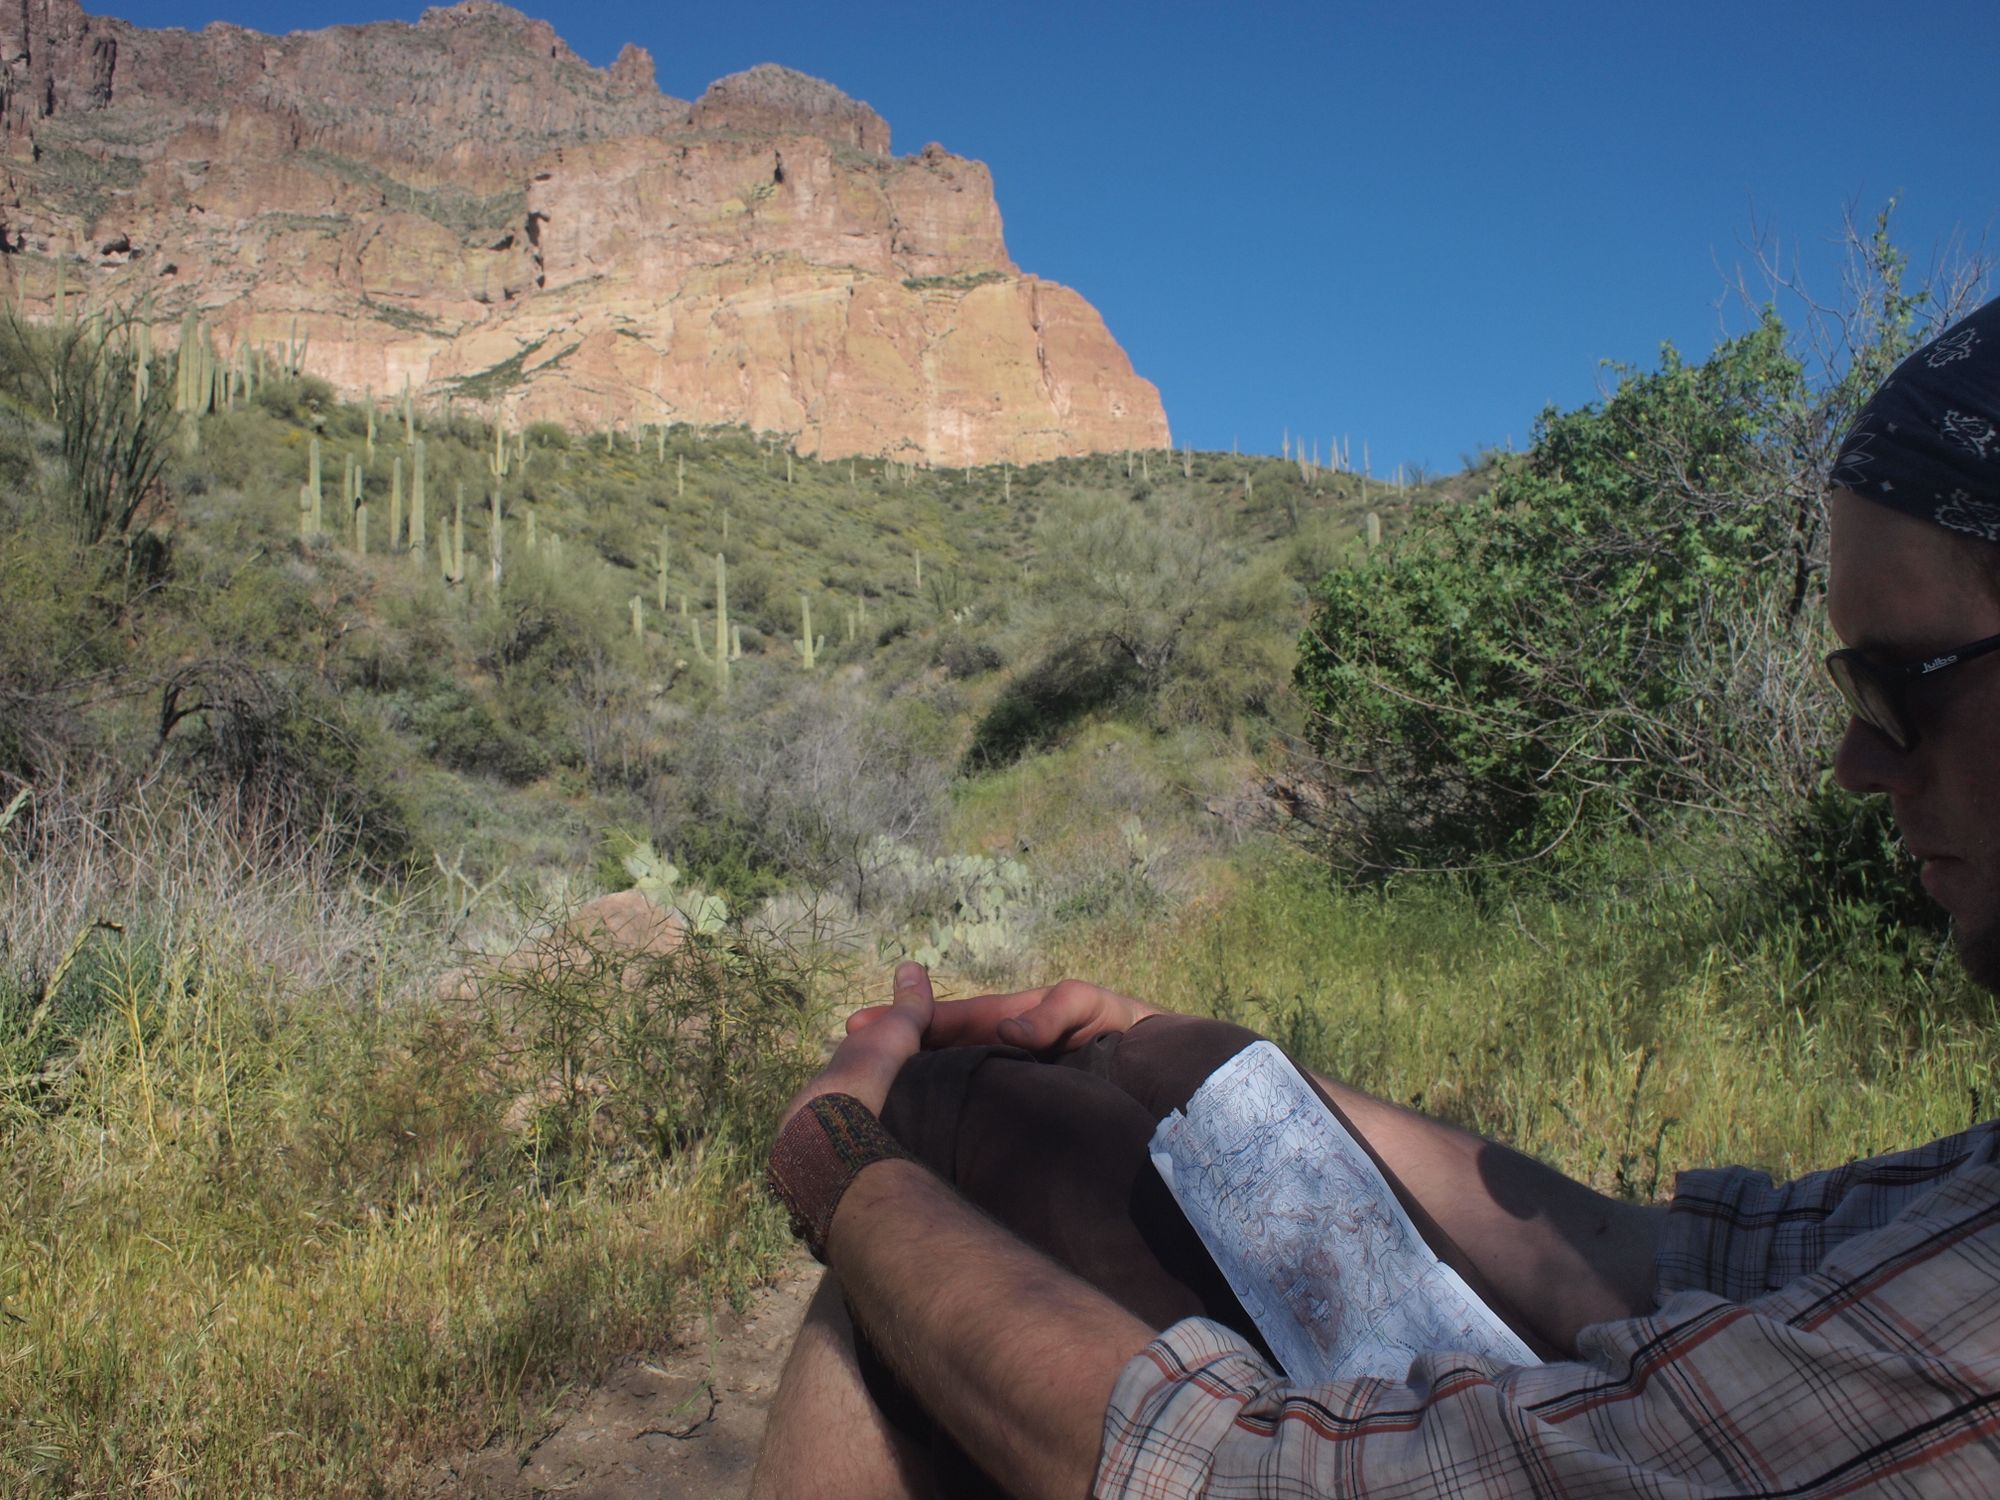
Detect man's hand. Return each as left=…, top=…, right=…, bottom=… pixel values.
left=780, top=960, right=935, bottom=1130
left=847, top=975, right=1165, bottom=1055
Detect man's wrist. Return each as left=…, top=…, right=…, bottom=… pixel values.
left=766, top=1092, right=912, bottom=1262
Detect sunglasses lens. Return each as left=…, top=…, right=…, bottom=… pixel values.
left=1827, top=654, right=1912, bottom=749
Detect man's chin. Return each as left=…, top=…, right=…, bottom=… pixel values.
left=1951, top=916, right=2000, bottom=996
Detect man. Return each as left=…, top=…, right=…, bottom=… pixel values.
left=752, top=299, right=2000, bottom=1499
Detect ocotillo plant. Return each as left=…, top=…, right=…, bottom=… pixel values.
left=794, top=594, right=822, bottom=670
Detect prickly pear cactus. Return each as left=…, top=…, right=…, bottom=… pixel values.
left=619, top=838, right=730, bottom=937
left=871, top=837, right=1034, bottom=975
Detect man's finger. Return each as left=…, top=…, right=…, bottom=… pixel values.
left=922, top=986, right=1053, bottom=1046
left=893, top=959, right=934, bottom=1005
left=850, top=983, right=1051, bottom=1042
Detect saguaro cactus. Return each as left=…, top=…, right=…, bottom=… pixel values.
left=390, top=455, right=404, bottom=548
left=490, top=488, right=503, bottom=587
left=656, top=528, right=670, bottom=611
left=410, top=441, right=427, bottom=556
left=794, top=594, right=823, bottom=670
left=713, top=552, right=730, bottom=693
left=631, top=595, right=644, bottom=640
left=1364, top=511, right=1382, bottom=552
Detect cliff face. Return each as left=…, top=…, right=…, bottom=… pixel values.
left=0, top=1, right=1170, bottom=463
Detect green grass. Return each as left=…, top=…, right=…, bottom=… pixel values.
left=1048, top=848, right=1996, bottom=1198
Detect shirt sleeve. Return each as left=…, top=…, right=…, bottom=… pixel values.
left=1095, top=1150, right=2000, bottom=1500
left=1655, top=1119, right=2000, bottom=1300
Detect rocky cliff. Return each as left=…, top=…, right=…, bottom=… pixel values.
left=0, top=1, right=1170, bottom=463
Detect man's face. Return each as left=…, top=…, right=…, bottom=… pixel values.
left=1829, top=489, right=2000, bottom=990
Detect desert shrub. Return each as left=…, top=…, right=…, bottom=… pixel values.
left=932, top=628, right=1003, bottom=679
left=473, top=906, right=831, bottom=1172
left=647, top=676, right=951, bottom=906
left=964, top=636, right=1141, bottom=769
left=397, top=681, right=548, bottom=785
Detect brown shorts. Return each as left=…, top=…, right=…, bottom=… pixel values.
left=857, top=1014, right=1274, bottom=1496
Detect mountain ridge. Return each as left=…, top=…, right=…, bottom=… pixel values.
left=0, top=0, right=1170, bottom=463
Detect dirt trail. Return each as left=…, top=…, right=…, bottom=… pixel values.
left=429, top=1258, right=818, bottom=1500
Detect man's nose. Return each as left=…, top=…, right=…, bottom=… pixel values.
left=1831, top=716, right=1924, bottom=797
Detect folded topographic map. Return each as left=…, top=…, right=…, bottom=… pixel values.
left=1150, top=1041, right=1540, bottom=1384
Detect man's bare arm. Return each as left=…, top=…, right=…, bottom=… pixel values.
left=826, top=1159, right=1151, bottom=1500
left=1309, top=1075, right=1665, bottom=1351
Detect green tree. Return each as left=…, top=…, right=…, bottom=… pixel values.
left=1296, top=314, right=1809, bottom=872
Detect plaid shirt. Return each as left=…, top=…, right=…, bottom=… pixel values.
left=1096, top=1120, right=2000, bottom=1498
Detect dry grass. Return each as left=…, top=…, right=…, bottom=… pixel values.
left=0, top=781, right=824, bottom=1498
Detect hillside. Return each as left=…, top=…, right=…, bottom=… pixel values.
left=0, top=1, right=1170, bottom=464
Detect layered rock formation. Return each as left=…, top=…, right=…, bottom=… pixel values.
left=0, top=1, right=1169, bottom=463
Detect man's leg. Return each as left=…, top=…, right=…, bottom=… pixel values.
left=748, top=1271, right=932, bottom=1500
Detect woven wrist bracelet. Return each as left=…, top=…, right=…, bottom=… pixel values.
left=767, top=1093, right=911, bottom=1263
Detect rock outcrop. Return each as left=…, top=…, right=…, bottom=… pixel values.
left=0, top=1, right=1170, bottom=463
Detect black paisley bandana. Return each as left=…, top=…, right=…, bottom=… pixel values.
left=1831, top=295, right=2000, bottom=543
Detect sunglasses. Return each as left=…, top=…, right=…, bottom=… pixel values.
left=1825, top=631, right=2000, bottom=750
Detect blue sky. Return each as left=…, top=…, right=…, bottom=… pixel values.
left=111, top=0, right=1999, bottom=472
